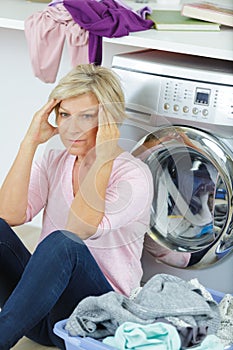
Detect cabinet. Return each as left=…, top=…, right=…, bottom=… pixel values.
left=1, top=0, right=233, bottom=61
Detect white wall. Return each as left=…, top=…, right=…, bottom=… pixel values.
left=0, top=28, right=69, bottom=226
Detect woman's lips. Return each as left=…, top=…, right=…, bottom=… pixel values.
left=69, top=139, right=85, bottom=144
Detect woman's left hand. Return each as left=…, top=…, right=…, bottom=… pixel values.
left=95, top=105, right=120, bottom=162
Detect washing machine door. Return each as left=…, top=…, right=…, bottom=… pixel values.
left=132, top=125, right=233, bottom=268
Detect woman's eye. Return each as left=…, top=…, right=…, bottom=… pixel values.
left=59, top=112, right=70, bottom=118
left=82, top=114, right=93, bottom=120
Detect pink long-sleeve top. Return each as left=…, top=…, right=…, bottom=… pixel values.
left=25, top=149, right=154, bottom=296
left=24, top=4, right=89, bottom=83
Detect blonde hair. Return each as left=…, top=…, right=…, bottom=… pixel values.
left=49, top=64, right=128, bottom=124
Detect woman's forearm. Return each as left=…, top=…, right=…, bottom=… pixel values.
left=0, top=140, right=37, bottom=225
left=66, top=159, right=113, bottom=239
left=0, top=100, right=58, bottom=226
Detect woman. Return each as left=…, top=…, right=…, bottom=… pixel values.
left=0, top=64, right=153, bottom=349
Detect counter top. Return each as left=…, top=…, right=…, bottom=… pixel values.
left=104, top=27, right=233, bottom=61
left=1, top=0, right=233, bottom=61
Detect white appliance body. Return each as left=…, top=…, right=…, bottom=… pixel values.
left=112, top=50, right=233, bottom=293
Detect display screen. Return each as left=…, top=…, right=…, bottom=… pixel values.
left=195, top=88, right=211, bottom=105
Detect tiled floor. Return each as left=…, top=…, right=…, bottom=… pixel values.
left=12, top=337, right=55, bottom=350
left=10, top=225, right=59, bottom=350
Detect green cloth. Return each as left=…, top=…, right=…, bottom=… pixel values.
left=103, top=322, right=224, bottom=350
left=102, top=321, right=181, bottom=350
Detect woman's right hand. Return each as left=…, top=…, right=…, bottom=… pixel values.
left=23, top=99, right=60, bottom=146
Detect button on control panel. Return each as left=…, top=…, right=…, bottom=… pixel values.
left=192, top=107, right=199, bottom=115
left=202, top=109, right=209, bottom=117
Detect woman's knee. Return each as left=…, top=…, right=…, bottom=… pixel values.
left=0, top=217, right=10, bottom=231
left=37, top=230, right=87, bottom=256
left=0, top=218, right=16, bottom=242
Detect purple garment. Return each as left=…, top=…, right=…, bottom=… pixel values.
left=137, top=6, right=153, bottom=20
left=63, top=0, right=153, bottom=64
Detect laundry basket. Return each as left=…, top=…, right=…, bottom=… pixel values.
left=207, top=288, right=226, bottom=303
left=53, top=288, right=232, bottom=350
left=53, top=319, right=116, bottom=350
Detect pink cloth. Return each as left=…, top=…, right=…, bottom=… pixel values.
left=25, top=149, right=153, bottom=296
left=143, top=234, right=191, bottom=268
left=24, top=4, right=89, bottom=83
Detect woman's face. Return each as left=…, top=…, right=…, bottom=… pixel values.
left=56, top=93, right=99, bottom=157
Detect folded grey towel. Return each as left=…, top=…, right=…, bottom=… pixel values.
left=65, top=274, right=220, bottom=341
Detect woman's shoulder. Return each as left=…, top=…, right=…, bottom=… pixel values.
left=113, top=151, right=153, bottom=177
left=115, top=151, right=150, bottom=167
left=111, top=151, right=154, bottom=200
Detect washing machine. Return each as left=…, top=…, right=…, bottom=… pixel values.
left=111, top=49, right=233, bottom=294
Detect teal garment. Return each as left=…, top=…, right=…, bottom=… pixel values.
left=191, top=334, right=224, bottom=350
left=102, top=321, right=181, bottom=350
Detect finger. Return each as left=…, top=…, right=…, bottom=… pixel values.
left=52, top=126, right=59, bottom=136
left=99, top=104, right=116, bottom=127
left=98, top=105, right=107, bottom=126
left=40, top=99, right=60, bottom=121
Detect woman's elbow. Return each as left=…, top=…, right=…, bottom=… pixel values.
left=0, top=211, right=27, bottom=227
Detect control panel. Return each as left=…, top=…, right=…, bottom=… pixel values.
left=158, top=77, right=233, bottom=126
left=112, top=49, right=233, bottom=129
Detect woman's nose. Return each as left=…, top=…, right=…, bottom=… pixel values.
left=67, top=115, right=84, bottom=131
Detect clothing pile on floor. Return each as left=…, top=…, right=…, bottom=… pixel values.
left=24, top=0, right=153, bottom=83
left=65, top=273, right=233, bottom=349
left=217, top=293, right=233, bottom=348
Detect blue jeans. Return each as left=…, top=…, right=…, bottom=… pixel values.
left=0, top=218, right=113, bottom=349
